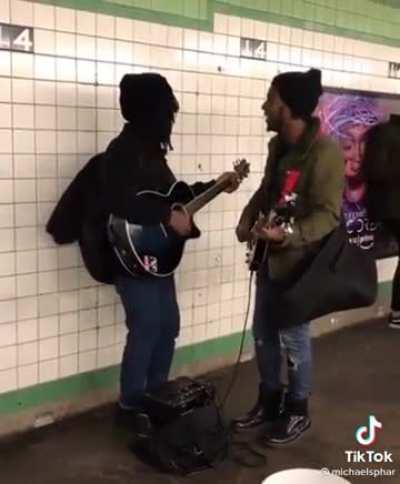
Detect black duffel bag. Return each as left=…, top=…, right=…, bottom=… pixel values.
left=147, top=403, right=229, bottom=474
left=275, top=224, right=378, bottom=327
left=132, top=378, right=230, bottom=475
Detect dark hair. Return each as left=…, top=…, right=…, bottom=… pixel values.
left=390, top=114, right=400, bottom=125
left=363, top=121, right=400, bottom=183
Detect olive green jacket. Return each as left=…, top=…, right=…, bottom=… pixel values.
left=239, top=118, right=345, bottom=280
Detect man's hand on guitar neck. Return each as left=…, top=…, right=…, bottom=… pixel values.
left=169, top=208, right=192, bottom=237
left=216, top=171, right=241, bottom=193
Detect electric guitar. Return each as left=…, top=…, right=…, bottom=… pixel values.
left=109, top=159, right=250, bottom=277
left=246, top=192, right=298, bottom=272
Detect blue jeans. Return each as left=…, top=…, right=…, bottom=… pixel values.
left=253, top=273, right=312, bottom=401
left=115, top=275, right=180, bottom=409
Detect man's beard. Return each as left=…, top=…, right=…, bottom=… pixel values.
left=266, top=116, right=280, bottom=132
left=266, top=108, right=283, bottom=133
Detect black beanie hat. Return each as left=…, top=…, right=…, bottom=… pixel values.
left=272, top=68, right=322, bottom=118
left=119, top=72, right=176, bottom=123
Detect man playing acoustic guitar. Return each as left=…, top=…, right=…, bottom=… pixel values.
left=107, top=73, right=241, bottom=427
left=234, top=69, right=344, bottom=445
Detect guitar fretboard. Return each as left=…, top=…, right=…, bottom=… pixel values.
left=184, top=178, right=230, bottom=215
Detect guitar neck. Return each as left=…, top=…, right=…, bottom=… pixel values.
left=184, top=179, right=229, bottom=216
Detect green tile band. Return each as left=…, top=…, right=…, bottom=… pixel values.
left=33, top=0, right=400, bottom=47
left=0, top=329, right=252, bottom=415
left=0, top=279, right=392, bottom=416
left=215, top=1, right=400, bottom=45
left=34, top=0, right=213, bottom=31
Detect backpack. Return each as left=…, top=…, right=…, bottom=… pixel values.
left=46, top=154, right=114, bottom=284
left=134, top=402, right=230, bottom=475
left=131, top=377, right=230, bottom=475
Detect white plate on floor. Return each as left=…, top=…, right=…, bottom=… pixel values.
left=262, top=468, right=350, bottom=484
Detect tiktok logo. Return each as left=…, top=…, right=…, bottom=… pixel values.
left=345, top=416, right=393, bottom=467
left=355, top=415, right=383, bottom=446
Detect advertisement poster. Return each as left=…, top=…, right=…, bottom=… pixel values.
left=316, top=90, right=400, bottom=259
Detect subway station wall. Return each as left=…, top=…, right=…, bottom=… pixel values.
left=0, top=0, right=399, bottom=432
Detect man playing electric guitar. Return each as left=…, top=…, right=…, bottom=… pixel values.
left=234, top=69, right=344, bottom=445
left=247, top=184, right=298, bottom=272
left=106, top=73, right=241, bottom=428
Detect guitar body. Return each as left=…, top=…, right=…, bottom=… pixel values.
left=246, top=193, right=298, bottom=272
left=247, top=239, right=268, bottom=272
left=108, top=159, right=250, bottom=277
left=108, top=181, right=200, bottom=277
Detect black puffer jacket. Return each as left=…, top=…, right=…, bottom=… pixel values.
left=104, top=123, right=213, bottom=225
left=47, top=124, right=214, bottom=282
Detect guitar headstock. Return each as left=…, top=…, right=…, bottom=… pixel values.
left=233, top=158, right=250, bottom=181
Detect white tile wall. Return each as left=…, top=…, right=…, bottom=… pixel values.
left=0, top=0, right=399, bottom=396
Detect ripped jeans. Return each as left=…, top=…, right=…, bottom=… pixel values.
left=253, top=272, right=312, bottom=401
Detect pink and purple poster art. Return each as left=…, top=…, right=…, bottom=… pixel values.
left=316, top=90, right=400, bottom=259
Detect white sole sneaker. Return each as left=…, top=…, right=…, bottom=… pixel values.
left=389, top=311, right=400, bottom=329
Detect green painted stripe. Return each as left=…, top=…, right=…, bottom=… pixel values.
left=33, top=0, right=400, bottom=47
left=0, top=365, right=120, bottom=416
left=378, top=279, right=392, bottom=299
left=0, top=329, right=252, bottom=415
left=0, top=280, right=392, bottom=416
left=172, top=329, right=252, bottom=368
left=35, top=0, right=213, bottom=31
left=215, top=2, right=400, bottom=47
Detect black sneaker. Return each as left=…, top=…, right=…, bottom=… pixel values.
left=261, top=397, right=310, bottom=446
left=389, top=311, right=400, bottom=329
left=263, top=414, right=311, bottom=446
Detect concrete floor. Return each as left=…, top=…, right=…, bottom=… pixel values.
left=1, top=319, right=399, bottom=484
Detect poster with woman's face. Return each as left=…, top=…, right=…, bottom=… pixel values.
left=316, top=91, right=400, bottom=259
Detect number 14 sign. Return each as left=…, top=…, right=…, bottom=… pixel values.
left=0, top=23, right=34, bottom=53
left=240, top=38, right=267, bottom=60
